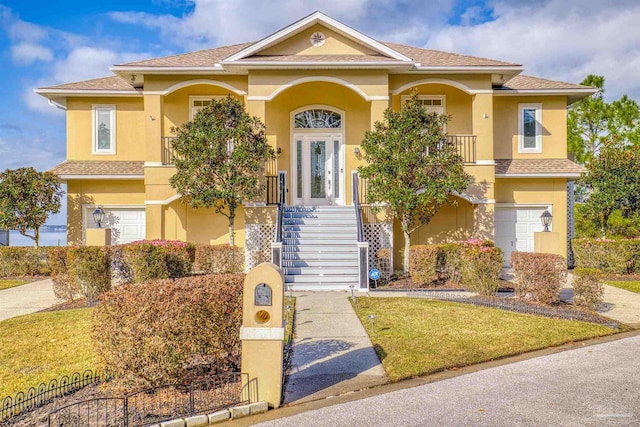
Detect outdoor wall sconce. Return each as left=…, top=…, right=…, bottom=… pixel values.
left=149, top=115, right=155, bottom=121
left=92, top=207, right=105, bottom=228
left=276, top=147, right=282, bottom=157
left=354, top=147, right=362, bottom=159
left=540, top=210, right=552, bottom=232
left=483, top=113, right=489, bottom=119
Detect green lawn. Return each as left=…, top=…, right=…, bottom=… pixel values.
left=0, top=308, right=97, bottom=398
left=605, top=280, right=640, bottom=294
left=354, top=297, right=615, bottom=382
left=0, top=279, right=29, bottom=291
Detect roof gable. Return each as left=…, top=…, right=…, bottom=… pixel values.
left=223, top=11, right=411, bottom=63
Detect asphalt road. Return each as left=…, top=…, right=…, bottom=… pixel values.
left=257, top=334, right=640, bottom=426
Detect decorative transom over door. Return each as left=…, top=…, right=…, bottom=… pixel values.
left=294, top=134, right=343, bottom=205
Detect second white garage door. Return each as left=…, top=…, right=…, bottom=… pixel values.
left=495, top=207, right=547, bottom=266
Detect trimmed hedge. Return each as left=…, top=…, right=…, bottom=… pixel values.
left=572, top=238, right=640, bottom=274
left=68, top=246, right=111, bottom=303
left=93, top=274, right=244, bottom=387
left=409, top=245, right=439, bottom=285
left=124, top=240, right=195, bottom=283
left=48, top=247, right=77, bottom=301
left=409, top=240, right=502, bottom=294
left=511, top=252, right=566, bottom=305
left=573, top=267, right=604, bottom=309
left=194, top=244, right=244, bottom=274
left=0, top=247, right=49, bottom=277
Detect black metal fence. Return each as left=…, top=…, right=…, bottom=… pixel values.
left=1, top=370, right=102, bottom=422
left=47, top=372, right=248, bottom=427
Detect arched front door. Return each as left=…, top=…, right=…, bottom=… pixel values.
left=291, top=107, right=345, bottom=206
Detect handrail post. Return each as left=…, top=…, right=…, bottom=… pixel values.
left=272, top=170, right=286, bottom=267
left=352, top=171, right=369, bottom=291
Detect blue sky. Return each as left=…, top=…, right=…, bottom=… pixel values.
left=1, top=0, right=639, bottom=225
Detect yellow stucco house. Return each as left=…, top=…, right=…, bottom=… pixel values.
left=37, top=12, right=592, bottom=290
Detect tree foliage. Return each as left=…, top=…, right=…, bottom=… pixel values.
left=568, top=75, right=640, bottom=164
left=358, top=92, right=471, bottom=274
left=0, top=167, right=62, bottom=247
left=169, top=96, right=274, bottom=246
left=578, top=139, right=640, bottom=237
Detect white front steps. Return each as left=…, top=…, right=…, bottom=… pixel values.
left=282, top=206, right=360, bottom=290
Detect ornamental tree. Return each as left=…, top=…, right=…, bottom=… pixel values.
left=169, top=96, right=274, bottom=246
left=0, top=167, right=63, bottom=247
left=358, top=92, right=471, bottom=274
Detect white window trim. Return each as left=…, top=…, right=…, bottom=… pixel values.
left=401, top=94, right=446, bottom=112
left=518, top=103, right=542, bottom=154
left=189, top=95, right=225, bottom=120
left=92, top=104, right=116, bottom=155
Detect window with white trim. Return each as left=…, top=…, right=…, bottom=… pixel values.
left=189, top=96, right=224, bottom=120
left=401, top=95, right=446, bottom=115
left=92, top=105, right=116, bottom=154
left=518, top=103, right=542, bottom=153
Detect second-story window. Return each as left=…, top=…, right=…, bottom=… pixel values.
left=518, top=103, right=542, bottom=153
left=190, top=96, right=224, bottom=120
left=92, top=105, right=116, bottom=154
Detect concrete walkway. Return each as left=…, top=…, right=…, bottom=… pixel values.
left=563, top=273, right=640, bottom=326
left=259, top=334, right=640, bottom=426
left=597, top=283, right=640, bottom=326
left=284, top=292, right=388, bottom=404
left=0, top=278, right=60, bottom=322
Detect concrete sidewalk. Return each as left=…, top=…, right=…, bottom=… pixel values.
left=0, top=278, right=60, bottom=322
left=283, top=292, right=388, bottom=404
left=563, top=273, right=640, bottom=327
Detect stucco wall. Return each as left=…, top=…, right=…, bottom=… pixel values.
left=66, top=97, right=145, bottom=161
left=493, top=95, right=568, bottom=159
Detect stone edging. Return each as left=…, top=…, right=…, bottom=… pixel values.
left=149, top=401, right=268, bottom=427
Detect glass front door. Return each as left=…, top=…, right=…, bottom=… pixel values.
left=294, top=134, right=343, bottom=205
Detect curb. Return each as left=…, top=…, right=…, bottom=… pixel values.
left=149, top=401, right=268, bottom=427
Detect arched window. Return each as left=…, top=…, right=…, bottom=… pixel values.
left=294, top=109, right=342, bottom=129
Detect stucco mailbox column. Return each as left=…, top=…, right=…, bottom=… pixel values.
left=85, top=228, right=111, bottom=246
left=240, top=262, right=285, bottom=408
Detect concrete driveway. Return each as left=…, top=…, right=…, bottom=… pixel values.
left=0, top=279, right=60, bottom=321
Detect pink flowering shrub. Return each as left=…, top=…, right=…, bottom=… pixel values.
left=572, top=238, right=639, bottom=274
left=125, top=239, right=195, bottom=283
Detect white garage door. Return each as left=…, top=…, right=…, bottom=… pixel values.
left=86, top=208, right=146, bottom=244
left=495, top=207, right=547, bottom=266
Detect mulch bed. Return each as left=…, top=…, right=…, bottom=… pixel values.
left=371, top=276, right=618, bottom=327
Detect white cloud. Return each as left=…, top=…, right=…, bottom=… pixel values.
left=426, top=0, right=640, bottom=100
left=10, top=41, right=53, bottom=65
left=108, top=0, right=457, bottom=50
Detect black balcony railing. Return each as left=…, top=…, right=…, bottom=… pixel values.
left=162, top=136, right=178, bottom=165
left=447, top=135, right=476, bottom=163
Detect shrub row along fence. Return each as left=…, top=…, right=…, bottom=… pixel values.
left=44, top=241, right=244, bottom=303
left=47, top=373, right=248, bottom=427
left=572, top=238, right=640, bottom=274
left=0, top=370, right=102, bottom=422
left=409, top=240, right=503, bottom=295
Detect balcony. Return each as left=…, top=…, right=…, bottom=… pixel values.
left=162, top=136, right=178, bottom=165
left=448, top=135, right=476, bottom=164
